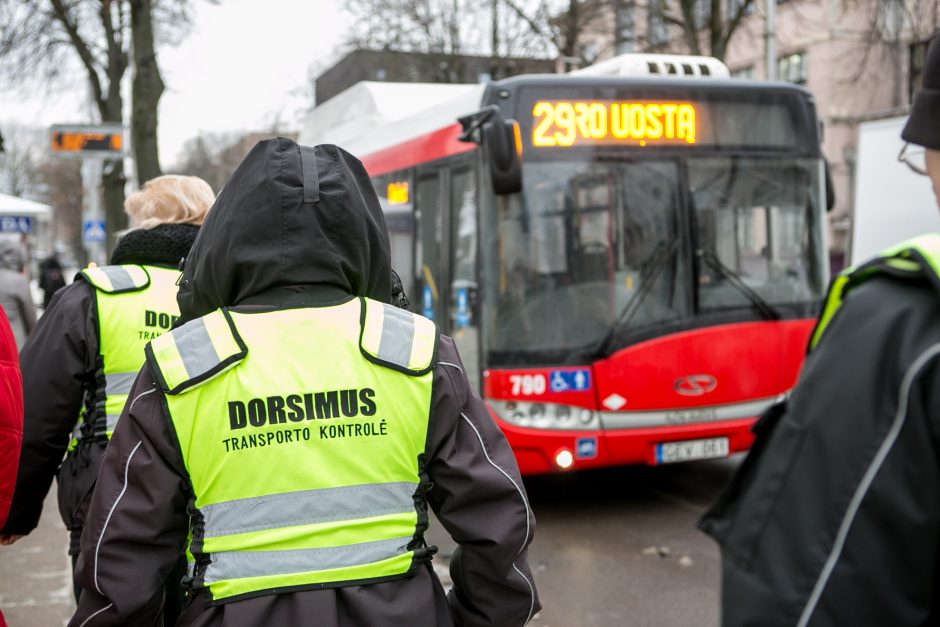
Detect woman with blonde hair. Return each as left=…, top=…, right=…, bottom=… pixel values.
left=0, top=174, right=214, bottom=625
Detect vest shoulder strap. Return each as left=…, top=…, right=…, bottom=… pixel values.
left=810, top=233, right=940, bottom=351
left=146, top=309, right=247, bottom=395
left=79, top=264, right=151, bottom=294
left=359, top=298, right=437, bottom=375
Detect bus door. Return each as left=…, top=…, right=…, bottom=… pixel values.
left=447, top=165, right=480, bottom=389
left=416, top=171, right=446, bottom=324
left=376, top=173, right=416, bottom=307
left=415, top=163, right=481, bottom=390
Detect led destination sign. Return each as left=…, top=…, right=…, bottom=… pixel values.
left=532, top=101, right=697, bottom=148
left=49, top=124, right=124, bottom=157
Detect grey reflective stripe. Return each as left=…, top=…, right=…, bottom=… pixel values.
left=105, top=414, right=120, bottom=434
left=173, top=317, right=221, bottom=379
left=201, top=482, right=417, bottom=538
left=796, top=342, right=940, bottom=627
left=599, top=395, right=782, bottom=430
left=204, top=536, right=412, bottom=584
left=377, top=304, right=415, bottom=367
left=299, top=145, right=320, bottom=203
left=100, top=266, right=137, bottom=291
left=105, top=371, right=138, bottom=396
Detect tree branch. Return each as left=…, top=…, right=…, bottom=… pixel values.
left=98, top=0, right=128, bottom=120
left=657, top=1, right=700, bottom=55
left=48, top=0, right=105, bottom=108
left=726, top=0, right=755, bottom=41
left=501, top=0, right=552, bottom=45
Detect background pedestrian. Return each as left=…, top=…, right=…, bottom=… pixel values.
left=0, top=174, right=214, bottom=626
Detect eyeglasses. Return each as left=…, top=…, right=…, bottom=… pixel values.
left=898, top=143, right=928, bottom=176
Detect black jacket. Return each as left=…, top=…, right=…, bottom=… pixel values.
left=700, top=271, right=940, bottom=626
left=70, top=139, right=540, bottom=627
left=1, top=225, right=200, bottom=549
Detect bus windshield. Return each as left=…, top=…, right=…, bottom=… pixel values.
left=691, top=157, right=824, bottom=312
left=481, top=156, right=825, bottom=365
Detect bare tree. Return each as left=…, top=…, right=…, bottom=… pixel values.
left=0, top=124, right=44, bottom=199
left=839, top=0, right=940, bottom=106
left=172, top=129, right=295, bottom=193
left=346, top=0, right=759, bottom=68
left=498, top=0, right=613, bottom=62
left=343, top=0, right=558, bottom=60
left=172, top=131, right=242, bottom=192
left=631, top=0, right=757, bottom=61
left=130, top=0, right=165, bottom=184
left=0, top=0, right=199, bottom=251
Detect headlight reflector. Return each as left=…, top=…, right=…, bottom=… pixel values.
left=489, top=400, right=599, bottom=430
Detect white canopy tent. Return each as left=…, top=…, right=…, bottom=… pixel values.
left=0, top=192, right=54, bottom=260
left=0, top=192, right=52, bottom=218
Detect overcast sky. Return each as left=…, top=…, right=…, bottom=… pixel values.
left=1, top=0, right=347, bottom=168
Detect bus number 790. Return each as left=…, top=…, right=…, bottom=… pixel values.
left=509, top=374, right=547, bottom=396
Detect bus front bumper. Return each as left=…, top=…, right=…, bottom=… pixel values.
left=496, top=417, right=757, bottom=475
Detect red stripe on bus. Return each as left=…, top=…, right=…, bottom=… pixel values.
left=360, top=124, right=477, bottom=177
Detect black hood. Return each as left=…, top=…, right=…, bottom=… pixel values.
left=177, top=138, right=392, bottom=321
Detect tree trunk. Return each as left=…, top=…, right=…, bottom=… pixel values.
left=102, top=161, right=126, bottom=258
left=130, top=0, right=164, bottom=185
left=709, top=0, right=722, bottom=59
left=491, top=0, right=499, bottom=76
left=98, top=0, right=129, bottom=256
left=561, top=0, right=580, bottom=59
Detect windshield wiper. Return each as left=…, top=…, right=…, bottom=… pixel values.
left=592, top=237, right=682, bottom=358
left=697, top=248, right=779, bottom=320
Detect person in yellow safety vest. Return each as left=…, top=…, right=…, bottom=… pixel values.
left=67, top=139, right=541, bottom=627
left=700, top=35, right=940, bottom=627
left=0, top=175, right=215, bottom=618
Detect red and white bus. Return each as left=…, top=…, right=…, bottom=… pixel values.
left=300, top=54, right=828, bottom=475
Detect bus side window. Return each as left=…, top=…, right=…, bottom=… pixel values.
left=377, top=172, right=416, bottom=310
left=416, top=173, right=444, bottom=323
left=449, top=166, right=480, bottom=389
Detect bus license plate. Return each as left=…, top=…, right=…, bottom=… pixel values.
left=656, top=437, right=729, bottom=464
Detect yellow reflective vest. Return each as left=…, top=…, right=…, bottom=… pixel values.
left=72, top=264, right=181, bottom=446
left=811, top=233, right=940, bottom=351
left=146, top=297, right=438, bottom=602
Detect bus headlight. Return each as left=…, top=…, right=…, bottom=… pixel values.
left=489, top=400, right=599, bottom=430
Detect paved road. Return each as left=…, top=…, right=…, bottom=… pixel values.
left=427, top=456, right=740, bottom=627
left=0, top=457, right=739, bottom=626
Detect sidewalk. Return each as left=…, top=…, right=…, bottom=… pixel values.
left=0, top=493, right=74, bottom=626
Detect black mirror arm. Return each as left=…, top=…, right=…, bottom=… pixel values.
left=457, top=105, right=501, bottom=143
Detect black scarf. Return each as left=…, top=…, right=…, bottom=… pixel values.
left=110, top=224, right=199, bottom=267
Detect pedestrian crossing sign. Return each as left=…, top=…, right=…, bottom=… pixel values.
left=83, top=219, right=106, bottom=244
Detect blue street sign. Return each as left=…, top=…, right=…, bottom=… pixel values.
left=422, top=284, right=434, bottom=320
left=83, top=219, right=106, bottom=244
left=455, top=287, right=470, bottom=328
left=576, top=437, right=598, bottom=459
left=0, top=216, right=33, bottom=234
left=549, top=369, right=592, bottom=393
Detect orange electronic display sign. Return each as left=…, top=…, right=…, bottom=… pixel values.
left=531, top=101, right=697, bottom=147
left=50, top=127, right=124, bottom=156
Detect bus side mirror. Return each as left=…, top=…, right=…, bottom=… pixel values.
left=482, top=118, right=523, bottom=195
left=824, top=158, right=836, bottom=212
